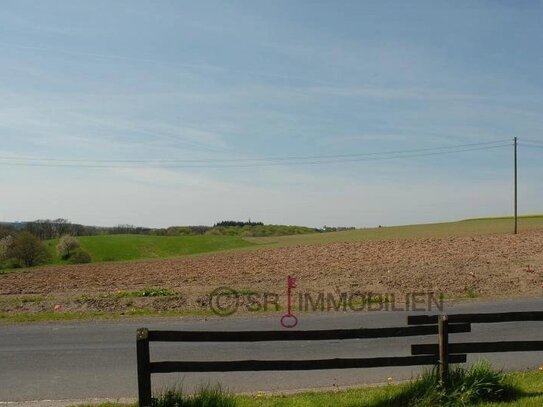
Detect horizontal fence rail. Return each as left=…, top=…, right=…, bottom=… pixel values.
left=408, top=311, right=543, bottom=325
left=148, top=323, right=471, bottom=342
left=150, top=355, right=468, bottom=373
left=412, top=340, right=543, bottom=355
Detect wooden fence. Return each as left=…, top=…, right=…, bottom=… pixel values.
left=408, top=311, right=543, bottom=382
left=136, top=310, right=543, bottom=407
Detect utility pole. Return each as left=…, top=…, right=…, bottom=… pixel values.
left=514, top=137, right=518, bottom=234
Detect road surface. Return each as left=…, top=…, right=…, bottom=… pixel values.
left=1, top=297, right=543, bottom=405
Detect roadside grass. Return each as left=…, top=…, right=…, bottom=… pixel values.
left=376, top=362, right=518, bottom=406
left=478, top=371, right=543, bottom=406
left=153, top=386, right=236, bottom=407
left=112, top=288, right=177, bottom=298
left=44, top=234, right=254, bottom=264
left=0, top=287, right=284, bottom=324
left=73, top=365, right=543, bottom=407
left=0, top=294, right=50, bottom=304
left=0, top=311, right=116, bottom=323
left=247, top=215, right=543, bottom=247
left=0, top=304, right=284, bottom=324
left=0, top=292, right=524, bottom=324
left=0, top=308, right=215, bottom=323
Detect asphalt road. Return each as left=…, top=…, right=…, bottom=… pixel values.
left=1, top=297, right=543, bottom=405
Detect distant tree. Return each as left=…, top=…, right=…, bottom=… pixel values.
left=0, top=224, right=17, bottom=239
left=56, top=235, right=80, bottom=259
left=10, top=232, right=50, bottom=267
left=0, top=235, right=14, bottom=261
left=25, top=218, right=73, bottom=240
left=68, top=223, right=86, bottom=236
left=52, top=218, right=71, bottom=236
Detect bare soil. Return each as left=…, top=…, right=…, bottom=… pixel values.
left=1, top=230, right=542, bottom=316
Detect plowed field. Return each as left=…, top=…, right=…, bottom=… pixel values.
left=1, top=230, right=542, bottom=318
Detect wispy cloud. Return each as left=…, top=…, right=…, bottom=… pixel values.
left=1, top=1, right=542, bottom=226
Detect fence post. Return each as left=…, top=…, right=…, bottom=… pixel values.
left=137, top=328, right=152, bottom=407
left=438, top=314, right=449, bottom=385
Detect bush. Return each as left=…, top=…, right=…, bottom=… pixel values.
left=383, top=361, right=518, bottom=407
left=1, top=258, right=22, bottom=269
left=0, top=235, right=14, bottom=261
left=56, top=235, right=80, bottom=259
left=10, top=232, right=50, bottom=267
left=68, top=248, right=92, bottom=264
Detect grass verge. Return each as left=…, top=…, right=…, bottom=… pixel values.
left=73, top=364, right=543, bottom=407
left=0, top=308, right=215, bottom=323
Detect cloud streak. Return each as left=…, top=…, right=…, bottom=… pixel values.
left=1, top=1, right=542, bottom=226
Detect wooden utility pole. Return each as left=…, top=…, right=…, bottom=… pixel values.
left=514, top=137, right=518, bottom=234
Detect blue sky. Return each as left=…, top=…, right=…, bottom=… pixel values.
left=1, top=0, right=542, bottom=227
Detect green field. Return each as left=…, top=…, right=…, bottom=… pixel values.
left=247, top=215, right=543, bottom=247
left=44, top=234, right=254, bottom=263
left=35, top=215, right=543, bottom=265
left=75, top=370, right=543, bottom=407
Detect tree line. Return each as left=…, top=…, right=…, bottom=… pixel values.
left=213, top=220, right=264, bottom=227
left=0, top=224, right=92, bottom=270
left=1, top=219, right=152, bottom=240
left=1, top=219, right=355, bottom=240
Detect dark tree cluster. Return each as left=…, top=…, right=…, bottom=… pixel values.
left=109, top=224, right=152, bottom=235
left=4, top=220, right=157, bottom=239
left=24, top=219, right=86, bottom=240
left=214, top=220, right=264, bottom=227
left=153, top=226, right=211, bottom=236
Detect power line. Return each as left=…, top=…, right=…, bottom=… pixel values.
left=0, top=139, right=510, bottom=163
left=519, top=142, right=543, bottom=149
left=0, top=143, right=511, bottom=169
left=520, top=138, right=543, bottom=145
left=0, top=139, right=511, bottom=165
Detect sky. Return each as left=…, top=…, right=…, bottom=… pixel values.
left=1, top=0, right=542, bottom=228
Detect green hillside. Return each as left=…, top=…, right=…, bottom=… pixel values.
left=28, top=214, right=543, bottom=266
left=45, top=234, right=254, bottom=263
left=247, top=215, right=543, bottom=247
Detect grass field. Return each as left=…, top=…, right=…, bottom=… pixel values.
left=44, top=234, right=254, bottom=263
left=247, top=215, right=543, bottom=247
left=33, top=215, right=543, bottom=265
left=75, top=370, right=543, bottom=407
